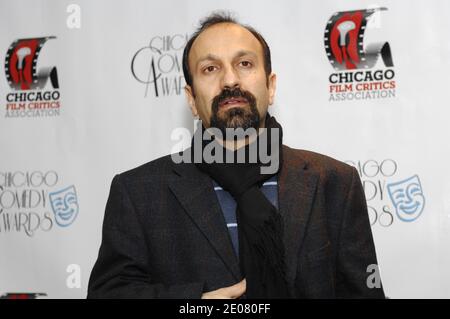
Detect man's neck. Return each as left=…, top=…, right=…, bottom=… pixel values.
left=215, top=120, right=266, bottom=151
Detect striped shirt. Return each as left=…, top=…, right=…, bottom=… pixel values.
left=212, top=175, right=279, bottom=258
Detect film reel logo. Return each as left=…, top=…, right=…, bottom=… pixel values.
left=0, top=293, right=47, bottom=299
left=324, top=8, right=394, bottom=71
left=4, top=37, right=59, bottom=91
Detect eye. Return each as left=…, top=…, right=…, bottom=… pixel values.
left=239, top=60, right=252, bottom=68
left=203, top=65, right=217, bottom=73
left=394, top=193, right=405, bottom=199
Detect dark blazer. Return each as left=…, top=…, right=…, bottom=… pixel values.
left=87, top=145, right=385, bottom=299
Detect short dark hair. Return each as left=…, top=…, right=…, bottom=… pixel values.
left=182, top=11, right=272, bottom=88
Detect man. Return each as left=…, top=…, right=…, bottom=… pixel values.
left=88, top=12, right=385, bottom=299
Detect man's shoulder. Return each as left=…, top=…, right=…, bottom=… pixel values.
left=115, top=153, right=179, bottom=184
left=283, top=145, right=355, bottom=179
left=114, top=146, right=356, bottom=185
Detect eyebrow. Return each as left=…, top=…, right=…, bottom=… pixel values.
left=196, top=50, right=257, bottom=67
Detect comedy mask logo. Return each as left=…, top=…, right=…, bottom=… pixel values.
left=5, top=37, right=59, bottom=91
left=387, top=175, right=425, bottom=222
left=325, top=8, right=396, bottom=102
left=4, top=37, right=61, bottom=118
left=346, top=160, right=426, bottom=227
left=0, top=171, right=78, bottom=237
left=131, top=34, right=188, bottom=97
left=49, top=185, right=79, bottom=227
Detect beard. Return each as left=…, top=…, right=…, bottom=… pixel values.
left=210, top=87, right=260, bottom=139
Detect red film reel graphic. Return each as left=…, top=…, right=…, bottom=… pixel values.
left=324, top=8, right=394, bottom=71
left=4, top=37, right=59, bottom=91
left=0, top=293, right=47, bottom=299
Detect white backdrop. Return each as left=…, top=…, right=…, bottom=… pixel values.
left=1, top=0, right=450, bottom=298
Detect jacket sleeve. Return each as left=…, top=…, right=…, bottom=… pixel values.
left=335, top=167, right=386, bottom=298
left=87, top=174, right=204, bottom=299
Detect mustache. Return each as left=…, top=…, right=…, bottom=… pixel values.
left=211, top=87, right=256, bottom=112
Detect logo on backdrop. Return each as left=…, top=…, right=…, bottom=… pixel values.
left=387, top=175, right=425, bottom=222
left=131, top=34, right=188, bottom=98
left=325, top=8, right=396, bottom=102
left=0, top=171, right=78, bottom=237
left=49, top=185, right=79, bottom=227
left=345, top=159, right=426, bottom=227
left=0, top=293, right=47, bottom=299
left=4, top=37, right=61, bottom=118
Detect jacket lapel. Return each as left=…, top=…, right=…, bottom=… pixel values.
left=278, top=145, right=318, bottom=283
left=168, top=158, right=242, bottom=281
left=167, top=145, right=318, bottom=285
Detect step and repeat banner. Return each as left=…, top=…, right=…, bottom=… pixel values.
left=1, top=0, right=450, bottom=298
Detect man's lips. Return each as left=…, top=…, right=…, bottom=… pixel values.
left=218, top=97, right=249, bottom=110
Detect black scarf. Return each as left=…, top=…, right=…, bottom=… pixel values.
left=192, top=114, right=290, bottom=298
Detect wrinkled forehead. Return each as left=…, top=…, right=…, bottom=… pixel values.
left=189, top=23, right=264, bottom=68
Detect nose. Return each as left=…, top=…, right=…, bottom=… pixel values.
left=402, top=187, right=416, bottom=205
left=221, top=64, right=240, bottom=89
left=63, top=200, right=70, bottom=211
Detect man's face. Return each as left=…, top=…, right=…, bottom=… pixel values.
left=185, top=23, right=276, bottom=133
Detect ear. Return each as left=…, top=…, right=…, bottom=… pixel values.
left=267, top=73, right=277, bottom=105
left=184, top=85, right=198, bottom=117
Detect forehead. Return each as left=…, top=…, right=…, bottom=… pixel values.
left=189, top=23, right=263, bottom=64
